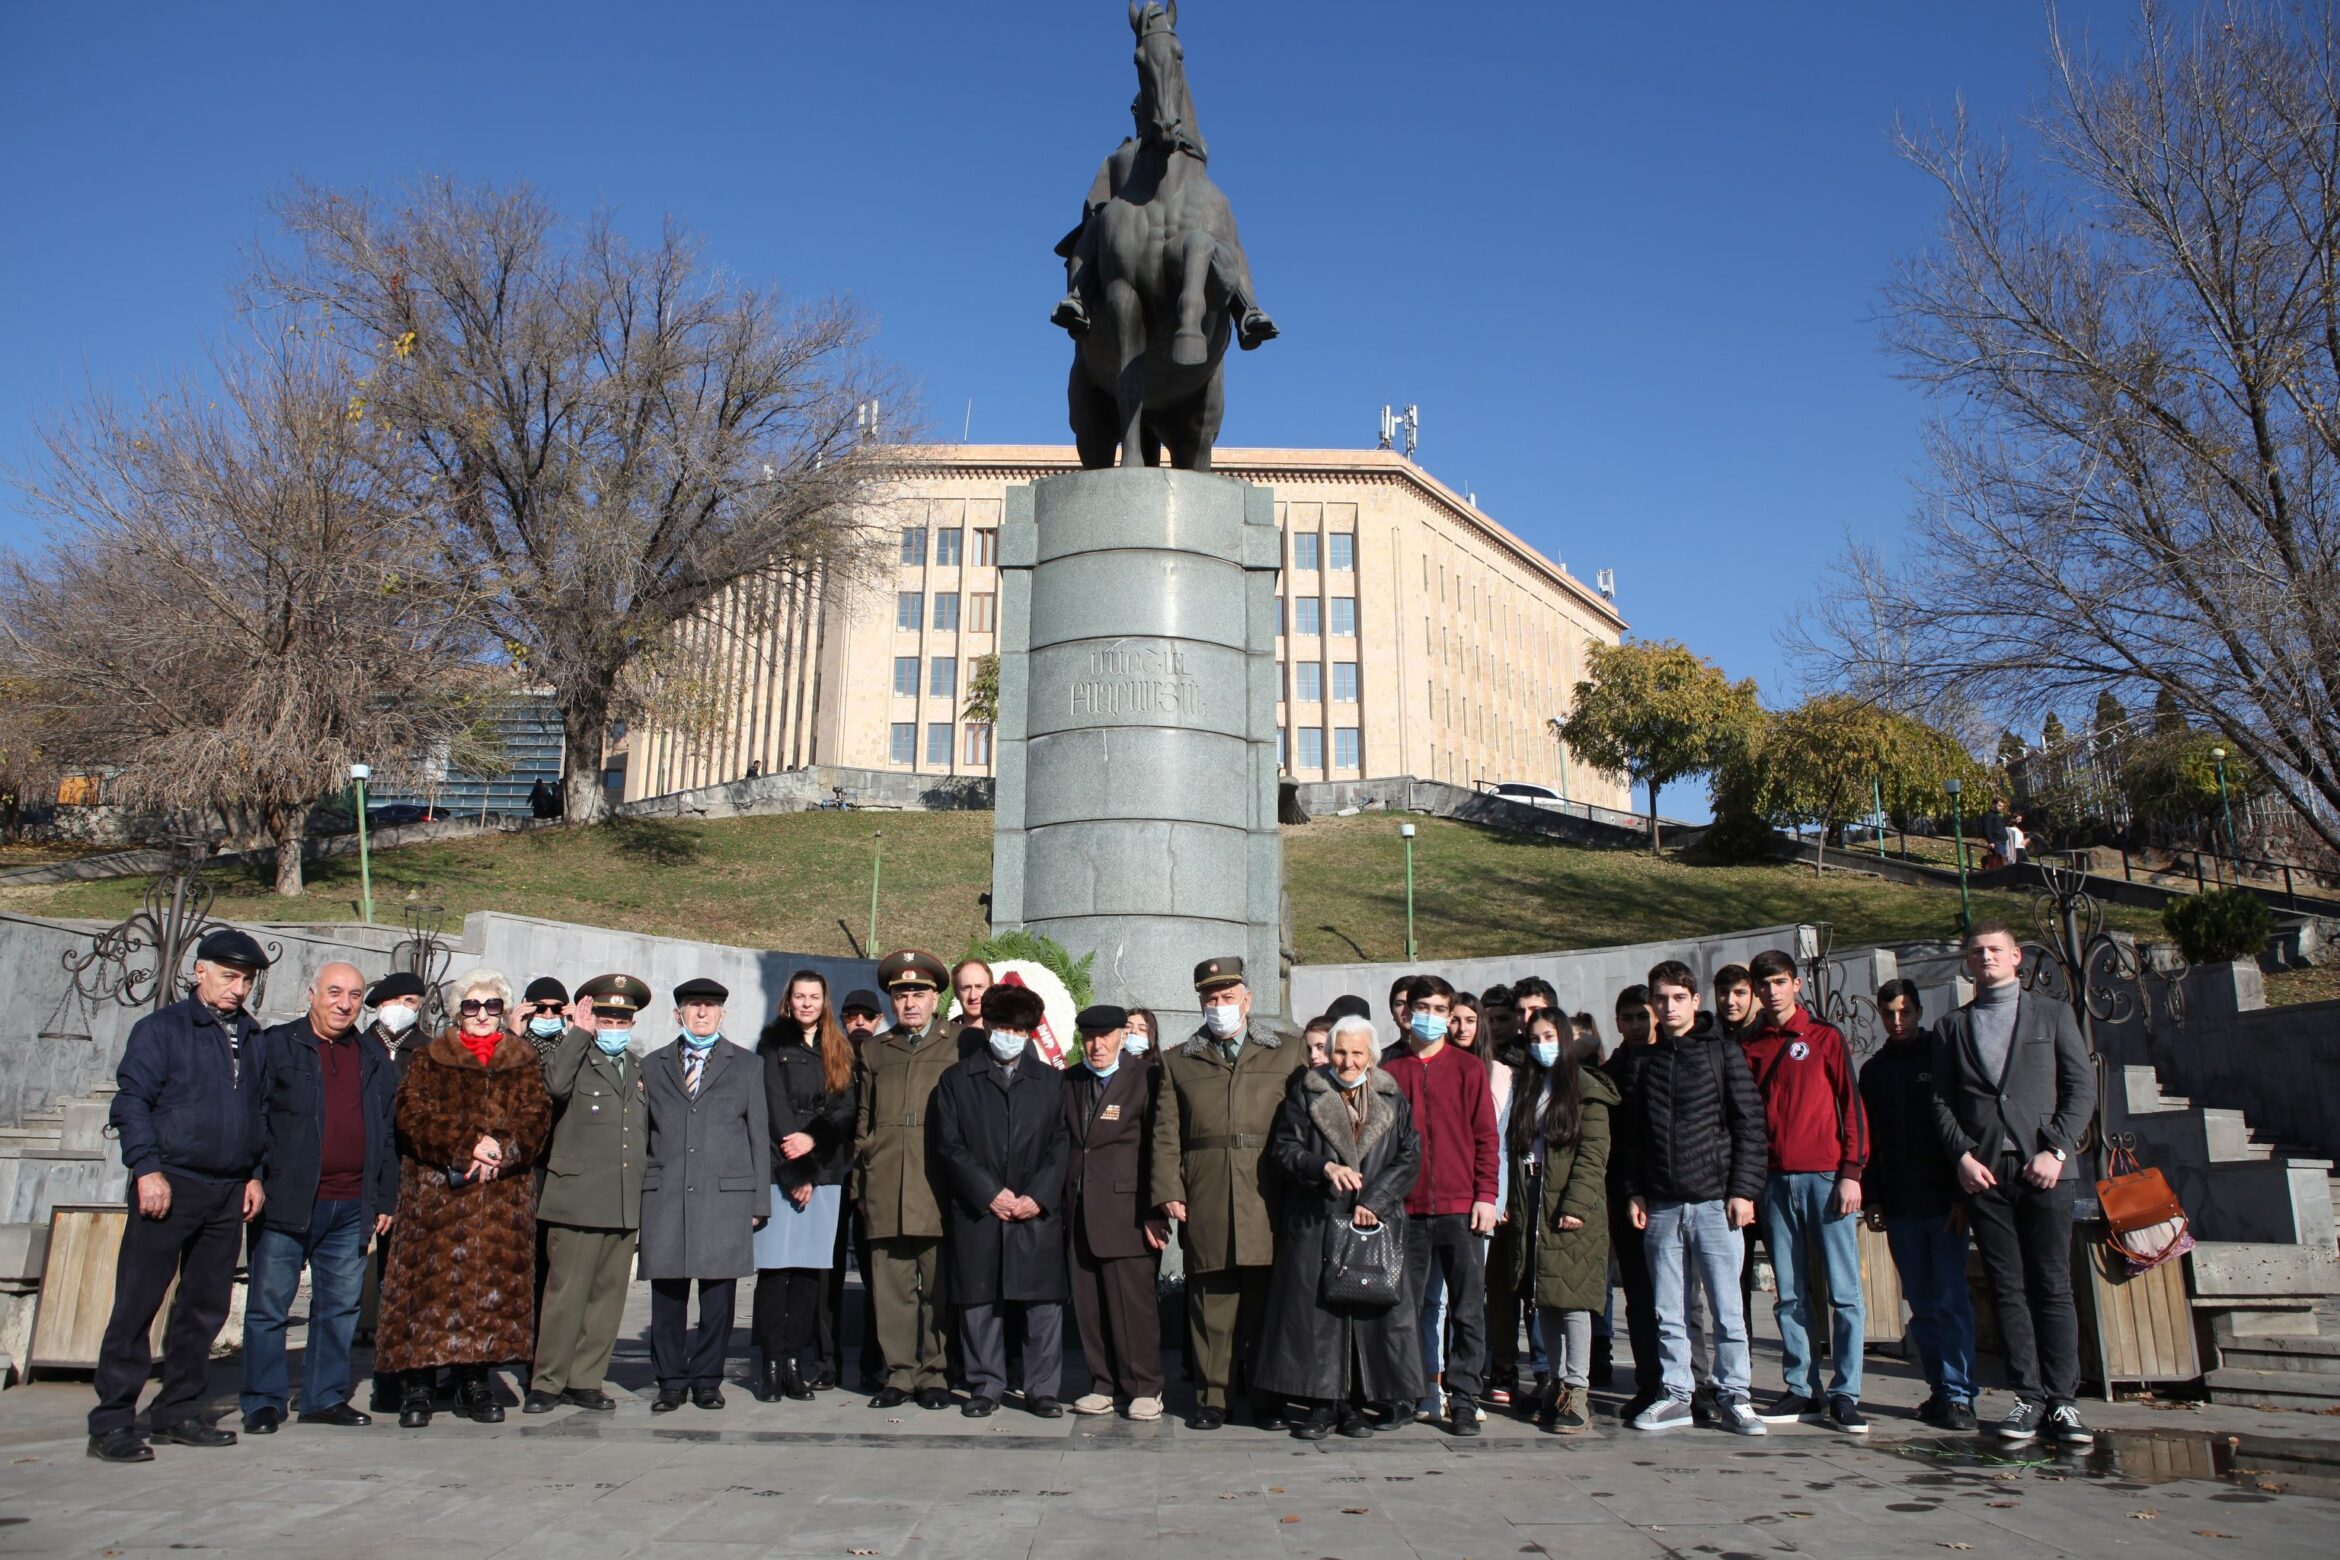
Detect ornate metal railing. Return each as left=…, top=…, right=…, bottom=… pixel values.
left=388, top=902, right=454, bottom=1035
left=41, top=837, right=283, bottom=1040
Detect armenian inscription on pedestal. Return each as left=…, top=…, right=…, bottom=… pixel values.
left=1067, top=643, right=1203, bottom=721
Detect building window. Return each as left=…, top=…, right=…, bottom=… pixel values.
left=1330, top=597, right=1357, bottom=636
left=927, top=722, right=954, bottom=766
left=1298, top=727, right=1325, bottom=771
left=900, top=527, right=927, bottom=566
left=933, top=591, right=960, bottom=632
left=935, top=527, right=962, bottom=567
left=1329, top=533, right=1355, bottom=571
left=1294, top=597, right=1322, bottom=637
left=1332, top=662, right=1359, bottom=702
left=1292, top=534, right=1320, bottom=571
left=973, top=526, right=999, bottom=566
left=889, top=723, right=916, bottom=766
left=1335, top=726, right=1360, bottom=770
left=1294, top=662, right=1323, bottom=703
left=893, top=656, right=919, bottom=698
left=968, top=592, right=997, bottom=633
left=964, top=722, right=994, bottom=766
left=930, top=658, right=957, bottom=699
left=896, top=591, right=923, bottom=631
left=1278, top=728, right=1289, bottom=768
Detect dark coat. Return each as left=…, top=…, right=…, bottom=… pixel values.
left=1255, top=1067, right=1423, bottom=1406
left=1062, top=1061, right=1160, bottom=1260
left=932, top=1047, right=1071, bottom=1305
left=1150, top=1018, right=1302, bottom=1272
left=1613, top=1013, right=1768, bottom=1206
left=110, top=995, right=266, bottom=1183
left=761, top=1030, right=857, bottom=1192
left=1503, top=1064, right=1618, bottom=1313
left=538, top=1028, right=647, bottom=1230
left=1859, top=1039, right=1959, bottom=1219
left=253, top=1018, right=400, bottom=1235
left=375, top=1032, right=553, bottom=1371
left=1929, top=988, right=2096, bottom=1183
left=639, top=1038, right=772, bottom=1280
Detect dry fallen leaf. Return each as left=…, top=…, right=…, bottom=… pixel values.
left=1278, top=1515, right=1299, bottom=1525
left=2193, top=1531, right=2234, bottom=1540
left=2257, top=1479, right=2284, bottom=1493
left=1267, top=1486, right=1284, bottom=1494
left=2130, top=1510, right=2159, bottom=1521
left=1988, top=1500, right=2019, bottom=1508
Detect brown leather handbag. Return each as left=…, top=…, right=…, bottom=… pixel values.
left=2096, top=1143, right=2192, bottom=1274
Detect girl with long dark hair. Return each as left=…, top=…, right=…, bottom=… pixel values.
left=750, top=971, right=857, bottom=1401
left=1502, top=1011, right=1617, bottom=1433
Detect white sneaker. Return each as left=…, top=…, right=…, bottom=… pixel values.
left=1716, top=1397, right=1768, bottom=1437
left=1631, top=1397, right=1695, bottom=1432
left=1071, top=1393, right=1116, bottom=1416
left=1126, top=1395, right=1163, bottom=1421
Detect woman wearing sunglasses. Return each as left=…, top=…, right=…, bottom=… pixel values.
left=373, top=968, right=552, bottom=1427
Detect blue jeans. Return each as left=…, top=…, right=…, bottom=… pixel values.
left=1884, top=1213, right=1977, bottom=1405
left=1643, top=1199, right=1750, bottom=1402
left=1761, top=1172, right=1866, bottom=1401
left=241, top=1199, right=369, bottom=1415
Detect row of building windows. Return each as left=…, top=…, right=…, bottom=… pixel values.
left=1279, top=726, right=1362, bottom=772
left=1289, top=532, right=1355, bottom=573
left=896, top=590, right=999, bottom=634
left=889, top=720, right=995, bottom=768
left=892, top=656, right=967, bottom=700
left=1281, top=597, right=1358, bottom=637
left=1287, top=661, right=1360, bottom=704
left=900, top=526, right=1001, bottom=568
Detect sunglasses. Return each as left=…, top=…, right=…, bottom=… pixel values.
left=458, top=998, right=507, bottom=1016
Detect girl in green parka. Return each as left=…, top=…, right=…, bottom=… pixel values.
left=1504, top=1012, right=1619, bottom=1433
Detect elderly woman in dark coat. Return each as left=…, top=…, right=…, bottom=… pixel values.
left=375, top=968, right=553, bottom=1428
left=1257, top=1014, right=1423, bottom=1439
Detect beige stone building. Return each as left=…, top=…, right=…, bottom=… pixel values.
left=616, top=445, right=1629, bottom=808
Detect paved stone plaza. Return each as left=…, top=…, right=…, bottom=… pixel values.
left=0, top=1280, right=2334, bottom=1558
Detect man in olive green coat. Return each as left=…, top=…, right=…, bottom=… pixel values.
left=527, top=973, right=650, bottom=1415
left=1151, top=957, right=1301, bottom=1429
left=856, top=949, right=961, bottom=1410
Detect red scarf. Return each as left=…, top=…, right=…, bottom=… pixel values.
left=459, top=1029, right=501, bottom=1066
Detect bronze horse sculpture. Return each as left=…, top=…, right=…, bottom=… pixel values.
left=1055, top=1, right=1276, bottom=470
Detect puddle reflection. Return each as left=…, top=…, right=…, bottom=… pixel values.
left=1885, top=1430, right=2340, bottom=1501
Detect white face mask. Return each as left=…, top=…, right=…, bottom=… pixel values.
left=987, top=1029, right=1028, bottom=1062
left=376, top=1004, right=418, bottom=1035
left=1204, top=1003, right=1243, bottom=1039
left=1123, top=1032, right=1151, bottom=1055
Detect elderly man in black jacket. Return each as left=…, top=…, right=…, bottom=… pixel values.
left=1930, top=921, right=2099, bottom=1448
left=240, top=961, right=401, bottom=1434
left=88, top=929, right=273, bottom=1463
left=932, top=983, right=1071, bottom=1419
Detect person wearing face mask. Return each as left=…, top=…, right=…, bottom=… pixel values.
left=1122, top=1006, right=1161, bottom=1071
left=1060, top=1005, right=1168, bottom=1420
left=1151, top=957, right=1301, bottom=1430
left=519, top=977, right=572, bottom=1063
left=855, top=950, right=961, bottom=1410
left=931, top=983, right=1072, bottom=1418
left=639, top=978, right=770, bottom=1413
left=358, top=971, right=427, bottom=1416
left=524, top=973, right=650, bottom=1415
left=1502, top=1014, right=1617, bottom=1434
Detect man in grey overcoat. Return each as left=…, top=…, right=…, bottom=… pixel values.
left=640, top=978, right=770, bottom=1412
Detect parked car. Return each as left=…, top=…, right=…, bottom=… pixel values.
left=367, top=803, right=451, bottom=828
left=1483, top=780, right=1565, bottom=808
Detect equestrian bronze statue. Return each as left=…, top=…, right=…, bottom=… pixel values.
left=1054, top=1, right=1277, bottom=471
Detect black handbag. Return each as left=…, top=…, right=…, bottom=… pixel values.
left=1321, top=1214, right=1401, bottom=1309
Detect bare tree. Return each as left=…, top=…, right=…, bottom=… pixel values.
left=1797, top=0, right=2340, bottom=857
left=254, top=178, right=904, bottom=821
left=5, top=333, right=495, bottom=894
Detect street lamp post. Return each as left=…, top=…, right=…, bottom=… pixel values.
left=867, top=830, right=884, bottom=955
left=1399, top=822, right=1418, bottom=961
left=1945, top=776, right=1972, bottom=932
left=2211, top=745, right=2238, bottom=872
left=348, top=763, right=375, bottom=926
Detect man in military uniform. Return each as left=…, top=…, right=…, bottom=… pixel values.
left=1151, top=957, right=1299, bottom=1429
left=525, top=973, right=649, bottom=1415
left=855, top=949, right=959, bottom=1409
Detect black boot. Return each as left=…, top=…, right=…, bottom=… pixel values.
left=398, top=1385, right=433, bottom=1429
left=781, top=1358, right=815, bottom=1401
left=756, top=1359, right=784, bottom=1403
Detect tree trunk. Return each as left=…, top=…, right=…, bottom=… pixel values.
left=561, top=693, right=610, bottom=825
left=270, top=805, right=306, bottom=897
left=1647, top=780, right=1662, bottom=856
left=1813, top=826, right=1827, bottom=879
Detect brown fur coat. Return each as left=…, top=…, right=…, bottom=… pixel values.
left=374, top=1031, right=552, bottom=1371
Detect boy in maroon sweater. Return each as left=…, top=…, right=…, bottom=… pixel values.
left=1382, top=974, right=1501, bottom=1436
left=1740, top=949, right=1870, bottom=1433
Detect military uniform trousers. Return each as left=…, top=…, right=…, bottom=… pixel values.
left=1071, top=1228, right=1164, bottom=1400
left=531, top=1224, right=638, bottom=1397
left=869, top=1235, right=948, bottom=1391
left=1184, top=1263, right=1272, bottom=1411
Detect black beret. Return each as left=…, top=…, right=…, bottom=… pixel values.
left=193, top=928, right=269, bottom=970
left=840, top=988, right=883, bottom=1015
left=1324, top=994, right=1373, bottom=1024
left=980, top=982, right=1047, bottom=1032
left=1075, top=1004, right=1128, bottom=1032
left=523, top=976, right=569, bottom=1005
left=673, top=977, right=729, bottom=1005
left=367, top=971, right=425, bottom=1005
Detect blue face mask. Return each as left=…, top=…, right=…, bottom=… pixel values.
left=528, top=1016, right=565, bottom=1038
left=1409, top=1010, right=1448, bottom=1045
left=1123, top=1032, right=1150, bottom=1055
left=595, top=1028, right=633, bottom=1055
left=988, top=1030, right=1027, bottom=1062
left=1529, top=1038, right=1561, bottom=1069
left=681, top=1029, right=720, bottom=1051
left=1087, top=1053, right=1119, bottom=1078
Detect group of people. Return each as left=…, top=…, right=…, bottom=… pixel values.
left=84, top=918, right=2099, bottom=1461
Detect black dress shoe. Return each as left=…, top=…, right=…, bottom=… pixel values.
left=811, top=1365, right=838, bottom=1391
left=870, top=1386, right=911, bottom=1409
left=1251, top=1400, right=1289, bottom=1432
left=1189, top=1405, right=1226, bottom=1430
left=651, top=1388, right=687, bottom=1414
left=455, top=1382, right=504, bottom=1424
left=242, top=1407, right=283, bottom=1435
left=156, top=1419, right=237, bottom=1448
left=86, top=1430, right=152, bottom=1463
left=692, top=1386, right=725, bottom=1410
left=1028, top=1396, right=1064, bottom=1419
left=916, top=1387, right=952, bottom=1412
left=1337, top=1410, right=1375, bottom=1439
left=962, top=1396, right=998, bottom=1418
left=523, top=1390, right=561, bottom=1415
left=562, top=1388, right=616, bottom=1413
left=1291, top=1408, right=1333, bottom=1441
left=298, top=1402, right=372, bottom=1428
left=398, top=1390, right=433, bottom=1429
left=781, top=1361, right=815, bottom=1401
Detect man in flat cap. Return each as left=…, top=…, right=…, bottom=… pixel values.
left=89, top=928, right=273, bottom=1462
left=1152, top=956, right=1300, bottom=1430
left=855, top=948, right=960, bottom=1409
left=640, top=977, right=769, bottom=1411
left=527, top=974, right=650, bottom=1414
left=1062, top=1004, right=1168, bottom=1420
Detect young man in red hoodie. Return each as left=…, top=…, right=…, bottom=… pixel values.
left=1740, top=949, right=1871, bottom=1433
left=1383, top=974, right=1501, bottom=1437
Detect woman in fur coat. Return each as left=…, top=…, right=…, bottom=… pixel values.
left=374, top=968, right=552, bottom=1427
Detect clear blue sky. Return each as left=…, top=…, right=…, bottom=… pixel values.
left=1, top=0, right=2139, bottom=705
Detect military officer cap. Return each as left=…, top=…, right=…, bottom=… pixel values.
left=673, top=977, right=729, bottom=1005
left=1075, top=1004, right=1128, bottom=1032
left=1192, top=955, right=1246, bottom=993
left=193, top=928, right=270, bottom=971
left=877, top=948, right=949, bottom=992
left=840, top=988, right=884, bottom=1017
left=523, top=976, right=569, bottom=1005
left=575, top=972, right=652, bottom=1020
left=366, top=970, right=425, bottom=1006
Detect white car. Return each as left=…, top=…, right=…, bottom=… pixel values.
left=1484, top=780, right=1565, bottom=808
